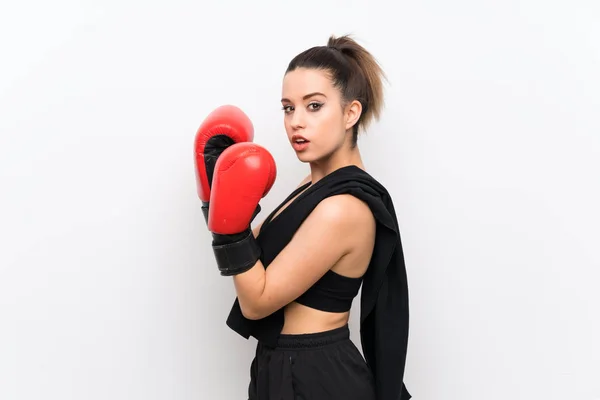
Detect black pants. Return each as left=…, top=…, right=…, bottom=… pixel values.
left=248, top=325, right=376, bottom=400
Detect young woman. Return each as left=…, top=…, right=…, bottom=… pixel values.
left=196, top=34, right=411, bottom=400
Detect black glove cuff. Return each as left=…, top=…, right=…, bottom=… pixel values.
left=212, top=231, right=261, bottom=276
left=201, top=202, right=209, bottom=224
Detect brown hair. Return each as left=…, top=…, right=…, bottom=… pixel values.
left=285, top=34, right=386, bottom=146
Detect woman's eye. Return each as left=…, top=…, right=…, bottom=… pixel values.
left=282, top=105, right=293, bottom=113
left=308, top=102, right=322, bottom=111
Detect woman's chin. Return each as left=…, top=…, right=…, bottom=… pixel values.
left=293, top=149, right=311, bottom=162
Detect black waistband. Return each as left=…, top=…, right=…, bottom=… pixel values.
left=272, top=324, right=350, bottom=350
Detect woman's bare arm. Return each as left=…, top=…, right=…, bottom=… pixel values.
left=233, top=194, right=372, bottom=320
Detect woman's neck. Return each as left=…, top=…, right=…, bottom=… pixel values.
left=309, top=145, right=365, bottom=184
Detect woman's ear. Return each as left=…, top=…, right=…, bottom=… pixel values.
left=344, top=100, right=362, bottom=131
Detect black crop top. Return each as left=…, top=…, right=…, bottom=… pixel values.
left=257, top=181, right=363, bottom=313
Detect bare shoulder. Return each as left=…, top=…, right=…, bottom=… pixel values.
left=309, top=194, right=375, bottom=232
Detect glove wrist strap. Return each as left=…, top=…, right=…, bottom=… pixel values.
left=201, top=201, right=209, bottom=224
left=212, top=232, right=261, bottom=276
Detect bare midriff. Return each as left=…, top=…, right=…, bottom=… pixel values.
left=281, top=301, right=349, bottom=334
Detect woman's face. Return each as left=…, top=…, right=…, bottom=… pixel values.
left=281, top=68, right=349, bottom=163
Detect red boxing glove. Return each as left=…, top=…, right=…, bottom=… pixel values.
left=208, top=142, right=277, bottom=275
left=194, top=105, right=254, bottom=222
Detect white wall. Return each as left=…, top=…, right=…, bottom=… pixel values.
left=1, top=1, right=599, bottom=399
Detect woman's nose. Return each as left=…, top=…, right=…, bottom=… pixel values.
left=290, top=109, right=305, bottom=129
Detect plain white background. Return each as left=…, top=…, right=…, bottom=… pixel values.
left=1, top=0, right=599, bottom=399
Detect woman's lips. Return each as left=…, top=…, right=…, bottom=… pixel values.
left=291, top=135, right=310, bottom=152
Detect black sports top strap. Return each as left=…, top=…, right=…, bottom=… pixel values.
left=259, top=181, right=311, bottom=234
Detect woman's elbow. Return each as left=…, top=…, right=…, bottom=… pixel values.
left=240, top=302, right=272, bottom=320
left=240, top=303, right=263, bottom=320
